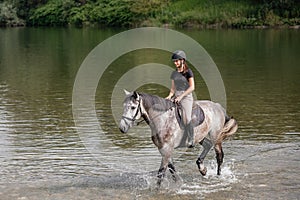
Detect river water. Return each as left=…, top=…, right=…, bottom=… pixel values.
left=0, top=27, right=299, bottom=199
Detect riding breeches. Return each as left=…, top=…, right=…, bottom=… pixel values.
left=175, top=91, right=193, bottom=125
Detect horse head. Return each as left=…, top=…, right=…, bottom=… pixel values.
left=119, top=90, right=143, bottom=133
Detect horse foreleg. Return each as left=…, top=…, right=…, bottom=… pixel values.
left=214, top=143, right=224, bottom=175
left=168, top=162, right=177, bottom=182
left=157, top=166, right=167, bottom=187
left=157, top=162, right=177, bottom=186
left=157, top=154, right=171, bottom=187
left=196, top=138, right=213, bottom=176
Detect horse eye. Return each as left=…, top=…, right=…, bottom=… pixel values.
left=131, top=106, right=136, bottom=110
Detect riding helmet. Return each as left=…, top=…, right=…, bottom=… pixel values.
left=171, top=50, right=186, bottom=61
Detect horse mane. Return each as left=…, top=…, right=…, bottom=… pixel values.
left=139, top=92, right=174, bottom=112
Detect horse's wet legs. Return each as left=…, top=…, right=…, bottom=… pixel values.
left=157, top=155, right=171, bottom=187
left=168, top=162, right=177, bottom=182
left=157, top=166, right=167, bottom=187
left=196, top=138, right=213, bottom=176
left=214, top=143, right=224, bottom=175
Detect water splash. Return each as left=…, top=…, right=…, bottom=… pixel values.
left=177, top=159, right=237, bottom=195
left=120, top=159, right=238, bottom=198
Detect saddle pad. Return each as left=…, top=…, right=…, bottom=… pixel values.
left=175, top=103, right=205, bottom=128
left=191, top=104, right=205, bottom=127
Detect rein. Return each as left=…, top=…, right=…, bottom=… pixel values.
left=121, top=94, right=178, bottom=126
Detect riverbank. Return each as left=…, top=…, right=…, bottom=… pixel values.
left=0, top=0, right=299, bottom=29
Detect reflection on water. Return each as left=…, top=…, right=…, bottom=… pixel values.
left=0, top=27, right=299, bottom=199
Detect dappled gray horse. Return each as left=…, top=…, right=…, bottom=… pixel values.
left=119, top=90, right=238, bottom=187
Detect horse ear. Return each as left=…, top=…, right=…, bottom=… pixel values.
left=124, top=89, right=131, bottom=96
left=133, top=91, right=140, bottom=100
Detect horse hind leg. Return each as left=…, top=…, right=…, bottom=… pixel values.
left=214, top=143, right=224, bottom=175
left=196, top=138, right=213, bottom=176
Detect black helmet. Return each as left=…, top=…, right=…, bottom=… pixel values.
left=171, top=50, right=186, bottom=61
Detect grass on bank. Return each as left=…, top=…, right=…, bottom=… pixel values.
left=164, top=0, right=300, bottom=28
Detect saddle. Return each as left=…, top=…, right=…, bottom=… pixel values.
left=175, top=102, right=205, bottom=129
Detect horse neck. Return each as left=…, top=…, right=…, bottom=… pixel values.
left=140, top=93, right=172, bottom=111
left=140, top=93, right=174, bottom=124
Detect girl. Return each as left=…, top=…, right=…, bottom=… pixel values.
left=166, top=50, right=195, bottom=148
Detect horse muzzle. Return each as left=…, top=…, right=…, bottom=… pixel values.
left=119, top=126, right=127, bottom=133
left=119, top=119, right=130, bottom=133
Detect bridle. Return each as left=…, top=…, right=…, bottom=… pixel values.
left=121, top=98, right=146, bottom=125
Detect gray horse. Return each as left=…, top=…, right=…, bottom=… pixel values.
left=119, top=90, right=238, bottom=187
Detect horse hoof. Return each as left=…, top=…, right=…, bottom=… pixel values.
left=155, top=185, right=161, bottom=191
left=199, top=167, right=207, bottom=176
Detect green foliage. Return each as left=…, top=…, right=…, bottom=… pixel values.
left=28, top=0, right=76, bottom=26
left=93, top=0, right=133, bottom=26
left=15, top=0, right=48, bottom=20
left=19, top=0, right=171, bottom=27
left=0, top=1, right=25, bottom=26
left=68, top=6, right=88, bottom=26
left=1, top=0, right=299, bottom=28
left=130, top=0, right=169, bottom=21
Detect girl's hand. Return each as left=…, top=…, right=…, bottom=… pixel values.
left=175, top=95, right=183, bottom=103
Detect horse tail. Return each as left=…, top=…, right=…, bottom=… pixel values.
left=216, top=117, right=238, bottom=144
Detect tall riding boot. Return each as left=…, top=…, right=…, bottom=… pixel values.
left=187, top=122, right=195, bottom=148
